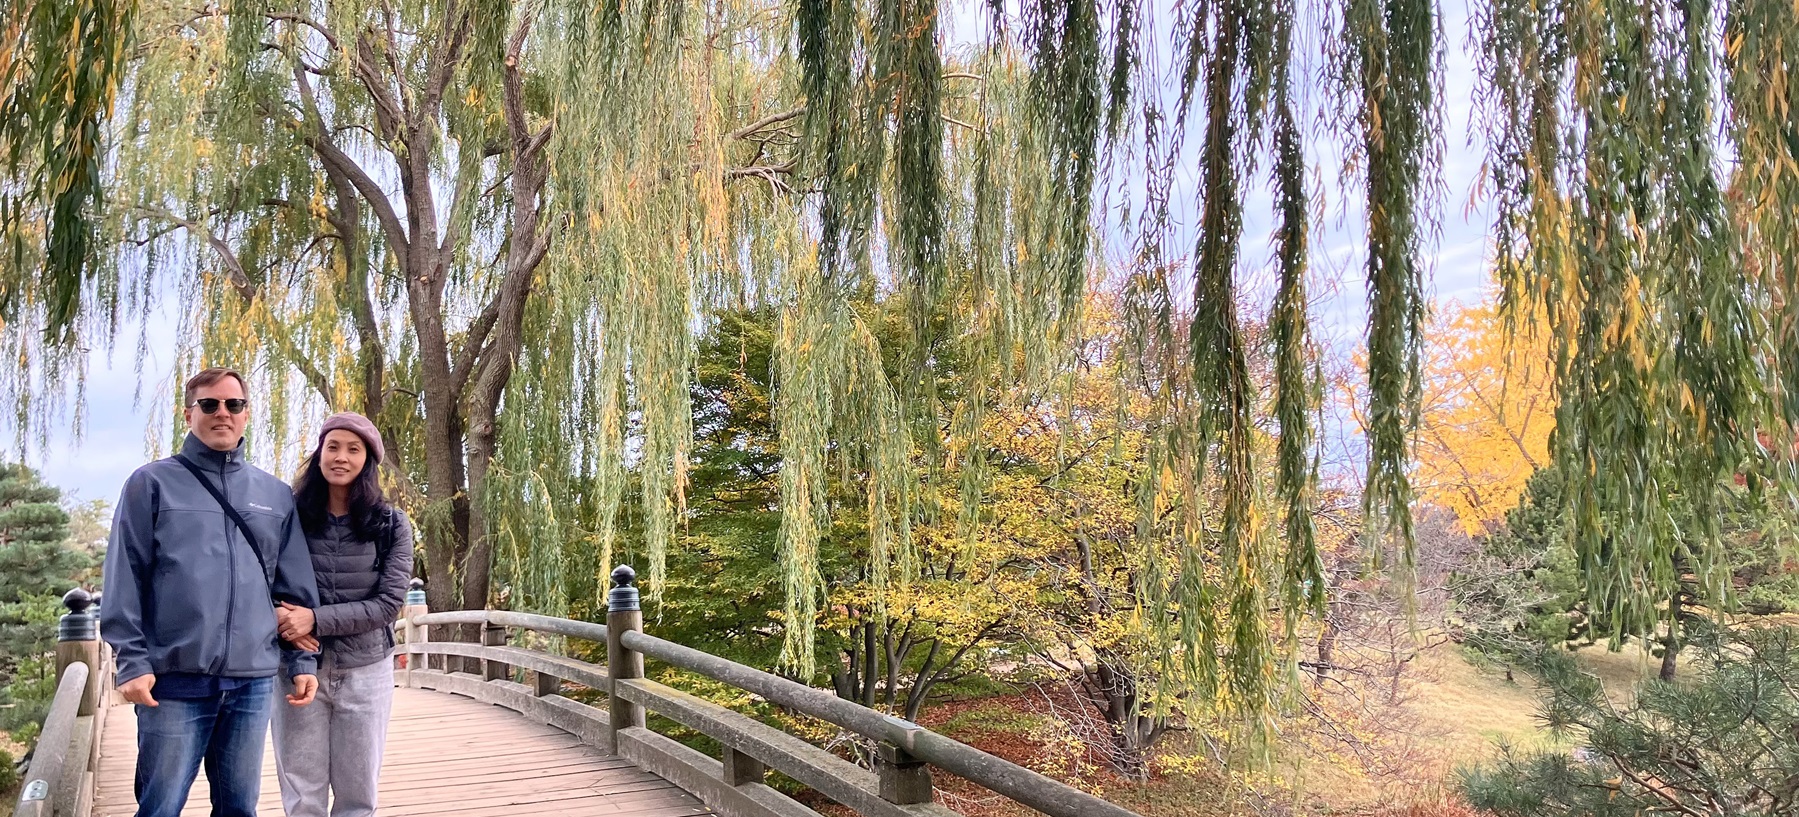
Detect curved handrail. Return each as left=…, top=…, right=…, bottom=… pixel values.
left=412, top=609, right=608, bottom=643
left=12, top=663, right=90, bottom=817
left=621, top=630, right=1139, bottom=817
left=397, top=603, right=1142, bottom=817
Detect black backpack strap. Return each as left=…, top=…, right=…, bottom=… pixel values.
left=173, top=455, right=274, bottom=592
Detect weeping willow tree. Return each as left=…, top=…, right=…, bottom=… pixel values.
left=7, top=0, right=1795, bottom=732
left=85, top=0, right=567, bottom=620
left=1477, top=0, right=1799, bottom=659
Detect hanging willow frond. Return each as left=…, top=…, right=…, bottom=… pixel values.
left=0, top=0, right=135, bottom=340
left=1478, top=0, right=1799, bottom=647
left=1108, top=0, right=1323, bottom=719
left=1271, top=93, right=1323, bottom=631
left=1724, top=0, right=1799, bottom=448
left=1338, top=0, right=1440, bottom=570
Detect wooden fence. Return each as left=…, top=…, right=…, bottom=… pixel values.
left=397, top=566, right=1144, bottom=817
left=11, top=589, right=113, bottom=817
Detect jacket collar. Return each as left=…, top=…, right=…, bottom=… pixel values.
left=179, top=432, right=245, bottom=472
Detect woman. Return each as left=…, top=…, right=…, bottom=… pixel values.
left=271, top=412, right=413, bottom=817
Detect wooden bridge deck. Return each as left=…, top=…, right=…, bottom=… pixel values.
left=92, top=686, right=717, bottom=817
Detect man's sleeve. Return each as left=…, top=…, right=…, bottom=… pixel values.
left=100, top=471, right=156, bottom=685
left=274, top=509, right=320, bottom=678
left=313, top=514, right=415, bottom=637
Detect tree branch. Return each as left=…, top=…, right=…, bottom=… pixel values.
left=352, top=33, right=407, bottom=142
left=263, top=11, right=341, bottom=51
left=128, top=206, right=255, bottom=300
left=127, top=206, right=334, bottom=404
left=451, top=296, right=503, bottom=392
left=422, top=0, right=475, bottom=118
left=728, top=106, right=806, bottom=141
left=281, top=64, right=412, bottom=269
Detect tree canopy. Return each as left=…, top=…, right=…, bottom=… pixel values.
left=2, top=0, right=1795, bottom=721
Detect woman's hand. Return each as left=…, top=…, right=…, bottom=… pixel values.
left=277, top=601, right=316, bottom=641
left=289, top=634, right=321, bottom=652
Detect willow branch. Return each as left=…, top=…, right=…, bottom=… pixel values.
left=351, top=36, right=405, bottom=141
left=377, top=0, right=413, bottom=122
left=423, top=0, right=474, bottom=118
left=288, top=116, right=411, bottom=271
left=128, top=206, right=254, bottom=300
left=465, top=1, right=551, bottom=412
left=127, top=206, right=333, bottom=404
left=451, top=296, right=503, bottom=392
left=263, top=11, right=341, bottom=51
left=728, top=106, right=806, bottom=141
left=440, top=154, right=486, bottom=256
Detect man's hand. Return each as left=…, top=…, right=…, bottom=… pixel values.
left=119, top=674, right=158, bottom=707
left=287, top=674, right=318, bottom=706
left=290, top=634, right=321, bottom=652
left=277, top=602, right=316, bottom=641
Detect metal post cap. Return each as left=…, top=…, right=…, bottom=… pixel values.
left=62, top=587, right=94, bottom=614
left=607, top=565, right=640, bottom=612
left=59, top=587, right=98, bottom=642
left=406, top=577, right=427, bottom=606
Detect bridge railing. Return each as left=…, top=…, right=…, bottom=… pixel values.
left=12, top=589, right=113, bottom=817
left=396, top=567, right=1143, bottom=817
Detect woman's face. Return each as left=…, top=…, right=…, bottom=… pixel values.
left=320, top=429, right=369, bottom=489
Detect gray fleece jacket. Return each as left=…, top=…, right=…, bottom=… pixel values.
left=101, top=434, right=320, bottom=685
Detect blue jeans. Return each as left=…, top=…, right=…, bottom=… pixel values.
left=134, top=677, right=273, bottom=817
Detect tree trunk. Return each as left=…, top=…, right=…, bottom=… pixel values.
left=1659, top=598, right=1681, bottom=682
left=1315, top=605, right=1339, bottom=685
left=861, top=621, right=879, bottom=706
left=1110, top=727, right=1150, bottom=781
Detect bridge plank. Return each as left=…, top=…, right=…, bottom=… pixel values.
left=92, top=686, right=715, bottom=817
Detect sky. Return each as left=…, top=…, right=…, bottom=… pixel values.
left=20, top=0, right=1497, bottom=506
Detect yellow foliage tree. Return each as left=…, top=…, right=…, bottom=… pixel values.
left=1413, top=298, right=1556, bottom=534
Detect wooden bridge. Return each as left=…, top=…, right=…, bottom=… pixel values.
left=14, top=568, right=1143, bottom=817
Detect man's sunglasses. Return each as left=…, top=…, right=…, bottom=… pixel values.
left=190, top=398, right=249, bottom=415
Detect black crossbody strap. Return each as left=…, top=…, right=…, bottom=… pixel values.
left=173, top=455, right=274, bottom=592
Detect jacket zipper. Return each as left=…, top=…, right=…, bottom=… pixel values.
left=219, top=453, right=236, bottom=676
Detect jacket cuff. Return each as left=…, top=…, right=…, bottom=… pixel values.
left=114, top=656, right=153, bottom=687
left=286, top=652, right=318, bottom=678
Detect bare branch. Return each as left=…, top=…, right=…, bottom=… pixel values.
left=352, top=33, right=407, bottom=140
left=128, top=206, right=255, bottom=301
left=263, top=11, right=341, bottom=51
left=423, top=0, right=475, bottom=117
left=451, top=296, right=504, bottom=391
left=728, top=106, right=807, bottom=142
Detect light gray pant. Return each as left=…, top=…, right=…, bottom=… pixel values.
left=271, top=656, right=395, bottom=817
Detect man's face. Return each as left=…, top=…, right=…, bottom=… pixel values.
left=185, top=376, right=249, bottom=452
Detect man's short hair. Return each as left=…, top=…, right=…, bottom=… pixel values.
left=184, top=368, right=247, bottom=407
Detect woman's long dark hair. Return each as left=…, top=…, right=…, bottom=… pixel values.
left=293, top=448, right=394, bottom=541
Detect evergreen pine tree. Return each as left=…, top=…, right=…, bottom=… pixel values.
left=1459, top=626, right=1799, bottom=815
left=0, top=462, right=84, bottom=732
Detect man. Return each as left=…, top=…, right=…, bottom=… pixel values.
left=101, top=368, right=321, bottom=817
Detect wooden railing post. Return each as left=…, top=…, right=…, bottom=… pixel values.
left=605, top=564, right=645, bottom=753
left=876, top=742, right=933, bottom=805
left=401, top=578, right=429, bottom=680
left=56, top=588, right=100, bottom=716
left=482, top=618, right=509, bottom=682
left=720, top=746, right=767, bottom=787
